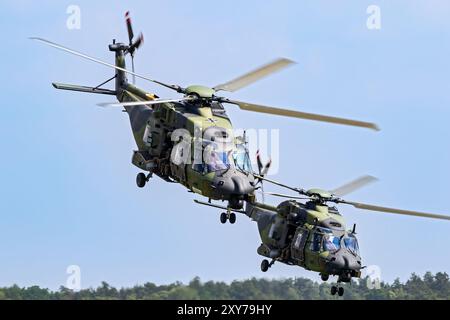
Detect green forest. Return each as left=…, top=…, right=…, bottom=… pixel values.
left=0, top=272, right=448, bottom=300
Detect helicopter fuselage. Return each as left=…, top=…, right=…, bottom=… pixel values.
left=117, top=81, right=255, bottom=208
left=246, top=200, right=362, bottom=282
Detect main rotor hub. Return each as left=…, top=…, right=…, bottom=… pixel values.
left=109, top=42, right=128, bottom=52
left=185, top=85, right=216, bottom=99
left=307, top=188, right=333, bottom=199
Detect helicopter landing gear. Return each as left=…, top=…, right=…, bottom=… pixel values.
left=331, top=286, right=337, bottom=296
left=332, top=273, right=349, bottom=296
left=136, top=172, right=152, bottom=188
left=321, top=274, right=329, bottom=282
left=260, top=259, right=275, bottom=272
left=220, top=212, right=228, bottom=224
left=330, top=285, right=344, bottom=296
left=261, top=259, right=270, bottom=272
left=220, top=210, right=237, bottom=224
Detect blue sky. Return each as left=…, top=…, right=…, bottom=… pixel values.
left=1, top=0, right=450, bottom=290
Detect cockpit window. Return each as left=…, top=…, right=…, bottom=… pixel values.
left=311, top=227, right=342, bottom=253
left=323, top=235, right=341, bottom=253
left=344, top=235, right=360, bottom=255
left=201, top=144, right=235, bottom=173
left=207, top=150, right=232, bottom=171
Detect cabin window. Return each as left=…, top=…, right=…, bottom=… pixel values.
left=294, top=229, right=306, bottom=249
left=310, top=233, right=323, bottom=252
left=160, top=108, right=167, bottom=120
left=143, top=124, right=152, bottom=147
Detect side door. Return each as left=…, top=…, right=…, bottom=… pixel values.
left=304, top=230, right=323, bottom=271
left=291, top=227, right=309, bottom=266
left=186, top=142, right=207, bottom=195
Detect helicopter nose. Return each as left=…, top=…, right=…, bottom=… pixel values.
left=214, top=173, right=255, bottom=197
left=326, top=252, right=361, bottom=274
left=230, top=175, right=252, bottom=195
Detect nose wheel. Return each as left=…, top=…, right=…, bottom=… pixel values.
left=331, top=285, right=344, bottom=297
left=220, top=212, right=237, bottom=224
left=260, top=259, right=275, bottom=272
left=136, top=172, right=152, bottom=188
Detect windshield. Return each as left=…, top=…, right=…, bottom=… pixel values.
left=323, top=234, right=341, bottom=253
left=204, top=148, right=234, bottom=172
left=344, top=236, right=360, bottom=255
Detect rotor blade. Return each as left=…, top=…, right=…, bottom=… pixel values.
left=342, top=201, right=450, bottom=221
left=130, top=33, right=144, bottom=51
left=97, top=97, right=194, bottom=108
left=224, top=99, right=380, bottom=131
left=264, top=192, right=307, bottom=200
left=330, top=175, right=379, bottom=197
left=213, top=58, right=295, bottom=92
left=125, top=11, right=134, bottom=45
left=30, top=37, right=182, bottom=93
left=256, top=150, right=263, bottom=175
left=261, top=159, right=272, bottom=177
left=130, top=34, right=143, bottom=85
left=253, top=174, right=306, bottom=195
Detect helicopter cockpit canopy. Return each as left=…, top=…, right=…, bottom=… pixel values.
left=192, top=126, right=255, bottom=174
left=191, top=142, right=235, bottom=173
left=311, top=227, right=342, bottom=252
left=191, top=126, right=236, bottom=173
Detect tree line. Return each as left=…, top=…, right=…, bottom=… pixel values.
left=0, top=272, right=448, bottom=300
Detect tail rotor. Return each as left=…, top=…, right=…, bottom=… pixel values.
left=256, top=150, right=272, bottom=203
left=125, top=11, right=144, bottom=84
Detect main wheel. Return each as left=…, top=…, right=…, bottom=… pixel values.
left=338, top=287, right=344, bottom=297
left=220, top=212, right=228, bottom=224
left=136, top=173, right=147, bottom=188
left=229, top=213, right=237, bottom=224
left=321, top=274, right=329, bottom=282
left=331, top=286, right=337, bottom=296
left=261, top=259, right=270, bottom=272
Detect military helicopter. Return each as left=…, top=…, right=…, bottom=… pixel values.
left=31, top=12, right=379, bottom=215
left=242, top=175, right=450, bottom=296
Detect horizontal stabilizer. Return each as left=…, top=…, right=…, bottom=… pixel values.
left=52, top=83, right=116, bottom=95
